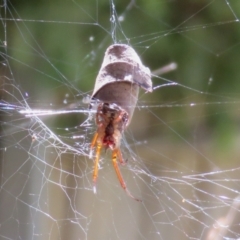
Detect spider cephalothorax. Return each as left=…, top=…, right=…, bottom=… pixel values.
left=97, top=103, right=128, bottom=150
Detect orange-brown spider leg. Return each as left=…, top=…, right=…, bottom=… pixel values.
left=89, top=132, right=98, bottom=159
left=92, top=142, right=102, bottom=194
left=112, top=149, right=141, bottom=202
left=90, top=132, right=98, bottom=149
left=117, top=148, right=126, bottom=166
left=90, top=132, right=101, bottom=193
left=112, top=149, right=127, bottom=190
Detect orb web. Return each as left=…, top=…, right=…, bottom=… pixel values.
left=1, top=0, right=240, bottom=239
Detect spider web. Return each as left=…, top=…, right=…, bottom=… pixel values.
left=1, top=0, right=240, bottom=239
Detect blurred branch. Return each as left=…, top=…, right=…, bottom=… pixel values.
left=206, top=195, right=240, bottom=240
left=152, top=62, right=177, bottom=76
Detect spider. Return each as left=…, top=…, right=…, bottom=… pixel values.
left=90, top=102, right=141, bottom=201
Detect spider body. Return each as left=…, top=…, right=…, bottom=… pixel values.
left=90, top=102, right=132, bottom=196
left=96, top=102, right=128, bottom=151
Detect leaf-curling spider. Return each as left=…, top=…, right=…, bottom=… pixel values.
left=90, top=44, right=152, bottom=201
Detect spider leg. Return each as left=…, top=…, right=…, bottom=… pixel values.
left=112, top=149, right=126, bottom=190
left=112, top=149, right=141, bottom=202
left=90, top=132, right=98, bottom=149
left=116, top=148, right=126, bottom=166
left=89, top=132, right=98, bottom=159
left=92, top=142, right=102, bottom=194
